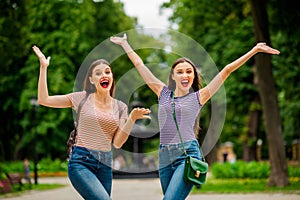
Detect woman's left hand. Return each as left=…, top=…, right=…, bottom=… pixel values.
left=110, top=33, right=127, bottom=45
left=254, top=43, right=280, bottom=55
left=129, top=107, right=151, bottom=121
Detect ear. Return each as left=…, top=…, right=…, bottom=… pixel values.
left=89, top=77, right=94, bottom=85
left=171, top=73, right=175, bottom=81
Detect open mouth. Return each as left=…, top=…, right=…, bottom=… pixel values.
left=181, top=80, right=189, bottom=87
left=100, top=79, right=110, bottom=88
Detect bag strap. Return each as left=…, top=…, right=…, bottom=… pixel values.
left=171, top=92, right=206, bottom=161
left=171, top=92, right=188, bottom=156
left=74, top=92, right=89, bottom=128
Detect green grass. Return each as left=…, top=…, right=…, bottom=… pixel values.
left=192, top=177, right=300, bottom=194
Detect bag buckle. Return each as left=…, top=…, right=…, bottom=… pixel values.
left=195, top=170, right=200, bottom=178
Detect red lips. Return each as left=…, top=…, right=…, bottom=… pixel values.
left=100, top=79, right=109, bottom=88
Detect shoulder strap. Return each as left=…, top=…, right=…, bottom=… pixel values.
left=171, top=92, right=206, bottom=161
left=74, top=92, right=89, bottom=127
left=171, top=92, right=188, bottom=156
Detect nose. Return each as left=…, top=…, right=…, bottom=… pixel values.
left=183, top=72, right=188, bottom=77
left=101, top=72, right=109, bottom=77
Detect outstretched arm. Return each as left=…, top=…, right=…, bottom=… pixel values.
left=113, top=107, right=151, bottom=148
left=110, top=34, right=165, bottom=97
left=199, top=43, right=280, bottom=105
left=32, top=46, right=71, bottom=108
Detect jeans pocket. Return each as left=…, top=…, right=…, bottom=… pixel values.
left=70, top=150, right=89, bottom=162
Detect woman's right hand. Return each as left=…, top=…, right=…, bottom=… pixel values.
left=110, top=33, right=127, bottom=46
left=129, top=107, right=151, bottom=121
left=32, top=45, right=51, bottom=69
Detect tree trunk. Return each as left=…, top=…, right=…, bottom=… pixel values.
left=243, top=96, right=260, bottom=161
left=249, top=0, right=289, bottom=187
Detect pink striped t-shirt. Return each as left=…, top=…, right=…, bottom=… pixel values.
left=67, top=91, right=128, bottom=151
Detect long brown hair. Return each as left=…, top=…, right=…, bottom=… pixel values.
left=168, top=57, right=203, bottom=138
left=83, top=59, right=115, bottom=96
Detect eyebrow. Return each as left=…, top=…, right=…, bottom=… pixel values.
left=94, top=67, right=111, bottom=72
left=175, top=67, right=193, bottom=71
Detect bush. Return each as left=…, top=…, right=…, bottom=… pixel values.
left=38, top=158, right=68, bottom=173
left=212, top=161, right=300, bottom=179
left=211, top=161, right=270, bottom=179
left=288, top=165, right=300, bottom=177
left=0, top=158, right=68, bottom=176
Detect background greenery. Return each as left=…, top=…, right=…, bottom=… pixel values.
left=1, top=0, right=299, bottom=187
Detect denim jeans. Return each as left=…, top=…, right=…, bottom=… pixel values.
left=159, top=140, right=201, bottom=200
left=68, top=146, right=112, bottom=200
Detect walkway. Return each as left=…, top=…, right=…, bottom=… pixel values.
left=2, top=177, right=300, bottom=200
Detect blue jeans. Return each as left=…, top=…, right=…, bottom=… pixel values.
left=159, top=140, right=201, bottom=200
left=68, top=146, right=112, bottom=200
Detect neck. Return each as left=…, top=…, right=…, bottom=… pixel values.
left=174, top=88, right=189, bottom=97
left=94, top=92, right=112, bottom=103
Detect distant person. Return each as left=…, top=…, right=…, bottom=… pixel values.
left=23, top=158, right=32, bottom=186
left=222, top=152, right=228, bottom=163
left=32, top=46, right=151, bottom=200
left=111, top=34, right=280, bottom=199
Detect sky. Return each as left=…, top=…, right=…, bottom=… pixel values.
left=119, top=0, right=172, bottom=29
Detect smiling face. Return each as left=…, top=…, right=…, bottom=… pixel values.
left=89, top=64, right=113, bottom=94
left=168, top=58, right=202, bottom=94
left=172, top=61, right=195, bottom=93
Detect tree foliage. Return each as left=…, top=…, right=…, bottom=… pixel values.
left=0, top=0, right=138, bottom=161
left=162, top=0, right=300, bottom=161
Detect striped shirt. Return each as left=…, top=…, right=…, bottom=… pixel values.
left=67, top=91, right=128, bottom=151
left=158, top=86, right=202, bottom=144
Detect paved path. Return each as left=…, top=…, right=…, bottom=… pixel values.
left=2, top=177, right=300, bottom=200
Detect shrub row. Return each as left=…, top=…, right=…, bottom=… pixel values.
left=211, top=161, right=300, bottom=179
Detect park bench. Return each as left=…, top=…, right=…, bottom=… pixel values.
left=5, top=173, right=23, bottom=190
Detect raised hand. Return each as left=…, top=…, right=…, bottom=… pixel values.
left=130, top=107, right=151, bottom=121
left=32, top=45, right=51, bottom=68
left=254, top=43, right=280, bottom=55
left=110, top=33, right=127, bottom=45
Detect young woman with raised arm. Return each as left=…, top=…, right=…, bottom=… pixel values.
left=33, top=45, right=151, bottom=200
left=111, top=34, right=279, bottom=200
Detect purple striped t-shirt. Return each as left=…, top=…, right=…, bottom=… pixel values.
left=158, top=86, right=202, bottom=144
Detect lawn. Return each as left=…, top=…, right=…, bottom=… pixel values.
left=192, top=177, right=300, bottom=194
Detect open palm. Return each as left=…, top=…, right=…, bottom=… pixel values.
left=255, top=43, right=280, bottom=55
left=110, top=33, right=127, bottom=45
left=32, top=45, right=51, bottom=68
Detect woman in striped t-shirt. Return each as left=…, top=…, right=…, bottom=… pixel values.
left=111, top=34, right=279, bottom=200
left=32, top=46, right=151, bottom=200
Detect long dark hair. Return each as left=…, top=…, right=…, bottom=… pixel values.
left=168, top=57, right=203, bottom=138
left=83, top=59, right=115, bottom=96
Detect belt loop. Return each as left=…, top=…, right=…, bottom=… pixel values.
left=98, top=151, right=101, bottom=160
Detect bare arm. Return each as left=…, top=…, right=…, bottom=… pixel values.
left=199, top=42, right=280, bottom=105
left=110, top=34, right=165, bottom=97
left=113, top=107, right=151, bottom=148
left=32, top=45, right=72, bottom=108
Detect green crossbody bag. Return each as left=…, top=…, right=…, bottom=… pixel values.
left=171, top=92, right=208, bottom=186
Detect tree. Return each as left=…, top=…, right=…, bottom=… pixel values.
left=163, top=0, right=292, bottom=186
left=0, top=0, right=138, bottom=161
left=249, top=0, right=289, bottom=187
left=0, top=0, right=31, bottom=161
left=269, top=0, right=300, bottom=154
